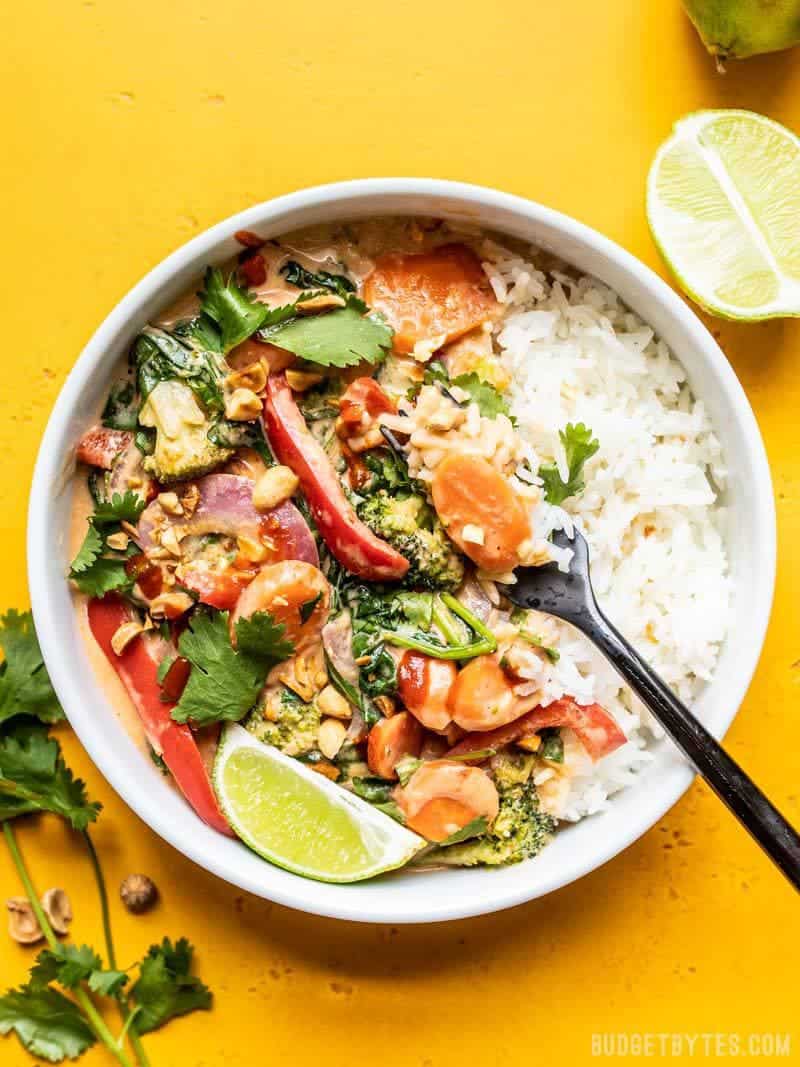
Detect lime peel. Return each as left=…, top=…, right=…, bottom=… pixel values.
left=213, top=724, right=426, bottom=883
left=647, top=109, right=800, bottom=321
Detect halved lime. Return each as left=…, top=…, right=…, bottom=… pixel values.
left=647, top=109, right=800, bottom=320
left=213, top=724, right=425, bottom=883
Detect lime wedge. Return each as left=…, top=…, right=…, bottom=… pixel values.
left=647, top=109, right=800, bottom=320
left=213, top=724, right=425, bottom=883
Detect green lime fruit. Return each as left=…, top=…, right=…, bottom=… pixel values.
left=213, top=724, right=426, bottom=883
left=683, top=0, right=800, bottom=63
left=647, top=109, right=800, bottom=320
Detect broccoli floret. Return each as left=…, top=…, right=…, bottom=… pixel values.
left=246, top=687, right=320, bottom=757
left=357, top=490, right=464, bottom=591
left=138, top=379, right=232, bottom=483
left=432, top=777, right=556, bottom=868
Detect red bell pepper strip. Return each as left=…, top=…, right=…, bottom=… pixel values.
left=87, top=596, right=232, bottom=835
left=76, top=427, right=134, bottom=469
left=262, top=373, right=410, bottom=581
left=446, top=696, right=627, bottom=763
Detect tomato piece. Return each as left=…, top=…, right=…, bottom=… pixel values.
left=181, top=565, right=257, bottom=611
left=431, top=454, right=530, bottom=572
left=125, top=554, right=164, bottom=600
left=446, top=696, right=627, bottom=762
left=398, top=651, right=456, bottom=733
left=230, top=559, right=330, bottom=649
left=393, top=759, right=499, bottom=842
left=263, top=373, right=409, bottom=581
left=87, top=597, right=231, bottom=835
left=338, top=376, right=395, bottom=431
left=447, top=655, right=519, bottom=732
left=366, top=712, right=424, bottom=780
left=234, top=230, right=264, bottom=249
left=240, top=253, right=267, bottom=287
left=76, top=427, right=134, bottom=470
left=362, top=244, right=499, bottom=355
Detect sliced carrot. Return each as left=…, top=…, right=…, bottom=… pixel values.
left=431, top=454, right=530, bottom=572
left=393, top=759, right=499, bottom=842
left=363, top=244, right=499, bottom=355
left=446, top=655, right=519, bottom=732
left=366, top=712, right=423, bottom=780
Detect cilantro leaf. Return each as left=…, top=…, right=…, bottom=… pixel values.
left=538, top=423, right=600, bottom=506
left=0, top=984, right=95, bottom=1062
left=0, top=611, right=62, bottom=726
left=30, top=946, right=102, bottom=991
left=88, top=969, right=128, bottom=998
left=68, top=494, right=142, bottom=597
left=172, top=612, right=267, bottom=726
left=0, top=722, right=101, bottom=828
left=130, top=938, right=211, bottom=1034
left=280, top=261, right=355, bottom=297
left=198, top=267, right=271, bottom=353
left=91, top=491, right=146, bottom=526
left=68, top=557, right=130, bottom=599
left=234, top=611, right=294, bottom=666
left=451, top=372, right=515, bottom=423
left=68, top=526, right=103, bottom=576
left=262, top=298, right=393, bottom=368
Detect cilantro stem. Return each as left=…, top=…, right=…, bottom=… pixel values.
left=2, top=822, right=135, bottom=1067
left=381, top=594, right=497, bottom=661
left=2, top=822, right=57, bottom=951
left=82, top=830, right=151, bottom=1067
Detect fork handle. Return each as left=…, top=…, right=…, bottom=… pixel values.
left=584, top=604, right=800, bottom=891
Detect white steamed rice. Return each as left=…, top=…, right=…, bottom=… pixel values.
left=481, top=239, right=731, bottom=821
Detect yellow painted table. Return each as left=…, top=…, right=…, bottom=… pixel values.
left=1, top=3, right=798, bottom=1064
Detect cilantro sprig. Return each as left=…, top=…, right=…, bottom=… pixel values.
left=129, top=938, right=212, bottom=1033
left=0, top=612, right=62, bottom=727
left=0, top=723, right=100, bottom=828
left=538, top=422, right=600, bottom=506
left=197, top=263, right=393, bottom=367
left=68, top=492, right=144, bottom=599
left=0, top=607, right=213, bottom=1066
left=172, top=609, right=295, bottom=727
left=262, top=295, right=393, bottom=368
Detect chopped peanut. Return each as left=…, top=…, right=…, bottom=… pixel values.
left=318, top=717, right=347, bottom=759
left=105, top=531, right=129, bottom=552
left=226, top=361, right=267, bottom=395
left=285, top=369, right=324, bottom=392
left=316, top=684, right=353, bottom=721
left=236, top=534, right=268, bottom=563
left=252, top=465, right=299, bottom=511
left=149, top=592, right=194, bottom=619
left=111, top=621, right=144, bottom=656
left=157, top=491, right=183, bottom=516
left=461, top=523, right=485, bottom=545
left=159, top=526, right=183, bottom=558
left=225, top=387, right=263, bottom=421
left=516, top=734, right=542, bottom=753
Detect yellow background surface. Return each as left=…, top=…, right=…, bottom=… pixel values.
left=1, top=2, right=798, bottom=1064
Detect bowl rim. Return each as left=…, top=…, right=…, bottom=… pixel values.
left=27, top=178, right=776, bottom=923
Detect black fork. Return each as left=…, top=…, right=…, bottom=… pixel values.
left=501, top=528, right=800, bottom=891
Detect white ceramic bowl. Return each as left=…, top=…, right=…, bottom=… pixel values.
left=28, top=180, right=775, bottom=923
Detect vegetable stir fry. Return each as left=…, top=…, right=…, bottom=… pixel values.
left=70, top=219, right=624, bottom=877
